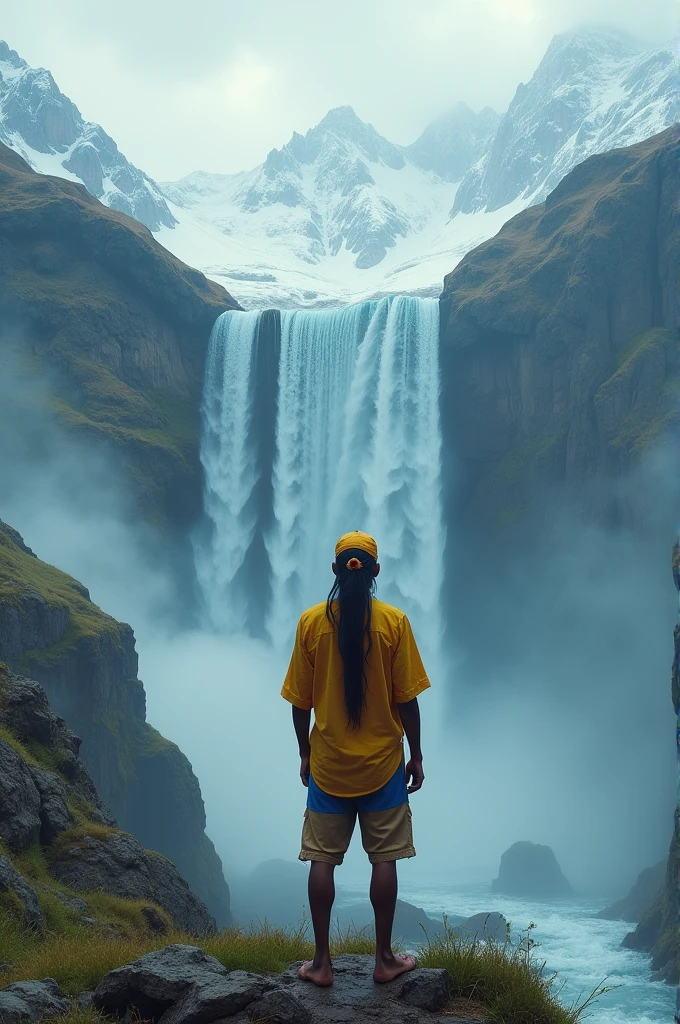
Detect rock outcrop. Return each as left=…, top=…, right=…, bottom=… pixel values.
left=440, top=127, right=679, bottom=541
left=0, top=520, right=231, bottom=925
left=620, top=540, right=680, bottom=984
left=492, top=842, right=572, bottom=898
left=597, top=860, right=666, bottom=922
left=92, top=945, right=465, bottom=1023
left=0, top=979, right=70, bottom=1024
left=0, top=665, right=215, bottom=934
left=0, top=140, right=239, bottom=531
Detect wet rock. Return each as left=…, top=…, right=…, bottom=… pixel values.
left=0, top=855, right=44, bottom=931
left=597, top=860, right=665, bottom=922
left=400, top=967, right=453, bottom=1011
left=158, top=971, right=274, bottom=1024
left=94, top=944, right=227, bottom=1019
left=246, top=988, right=312, bottom=1024
left=492, top=841, right=572, bottom=897
left=0, top=978, right=69, bottom=1022
left=279, top=955, right=458, bottom=1022
left=0, top=738, right=41, bottom=852
left=50, top=831, right=215, bottom=934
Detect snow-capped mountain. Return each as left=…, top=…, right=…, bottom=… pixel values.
left=1, top=30, right=676, bottom=307
left=160, top=104, right=490, bottom=276
left=453, top=29, right=679, bottom=215
left=0, top=41, right=174, bottom=231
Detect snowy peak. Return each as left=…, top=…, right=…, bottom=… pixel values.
left=0, top=40, right=175, bottom=231
left=453, top=28, right=677, bottom=215
left=405, top=102, right=500, bottom=181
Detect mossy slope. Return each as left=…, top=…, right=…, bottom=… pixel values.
left=0, top=142, right=240, bottom=530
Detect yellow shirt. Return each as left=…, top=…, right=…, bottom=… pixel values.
left=281, top=598, right=430, bottom=798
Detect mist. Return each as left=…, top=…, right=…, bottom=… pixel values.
left=0, top=337, right=675, bottom=901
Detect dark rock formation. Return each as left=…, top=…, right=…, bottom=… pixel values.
left=334, top=900, right=507, bottom=946
left=597, top=859, right=665, bottom=922
left=94, top=946, right=461, bottom=1023
left=0, top=978, right=70, bottom=1023
left=620, top=540, right=680, bottom=984
left=492, top=842, right=572, bottom=898
left=0, top=855, right=44, bottom=931
left=50, top=832, right=214, bottom=936
left=440, top=128, right=679, bottom=542
left=0, top=140, right=239, bottom=531
left=0, top=520, right=231, bottom=926
left=0, top=666, right=215, bottom=934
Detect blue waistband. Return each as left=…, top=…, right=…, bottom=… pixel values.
left=307, top=761, right=408, bottom=814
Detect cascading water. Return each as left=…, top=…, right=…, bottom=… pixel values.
left=197, top=295, right=444, bottom=665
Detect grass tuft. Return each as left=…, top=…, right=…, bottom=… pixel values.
left=418, top=918, right=613, bottom=1024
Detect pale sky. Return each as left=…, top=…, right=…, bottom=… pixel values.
left=3, top=0, right=675, bottom=180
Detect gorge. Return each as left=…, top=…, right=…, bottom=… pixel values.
left=0, top=108, right=677, bottom=1023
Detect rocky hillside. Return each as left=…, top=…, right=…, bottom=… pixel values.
left=0, top=141, right=239, bottom=531
left=0, top=665, right=215, bottom=935
left=440, top=126, right=679, bottom=539
left=0, top=519, right=231, bottom=926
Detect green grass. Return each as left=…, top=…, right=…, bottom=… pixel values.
left=0, top=525, right=123, bottom=673
left=1, top=910, right=609, bottom=1023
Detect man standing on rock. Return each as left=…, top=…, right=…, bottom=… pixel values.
left=281, top=531, right=430, bottom=987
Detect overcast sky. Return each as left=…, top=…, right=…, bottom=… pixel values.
left=3, top=0, right=675, bottom=180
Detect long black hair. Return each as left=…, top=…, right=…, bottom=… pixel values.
left=326, top=547, right=377, bottom=728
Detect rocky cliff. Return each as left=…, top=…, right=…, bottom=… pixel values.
left=0, top=519, right=231, bottom=926
left=620, top=539, right=680, bottom=983
left=0, top=141, right=239, bottom=532
left=440, top=126, right=678, bottom=541
left=0, top=666, right=215, bottom=935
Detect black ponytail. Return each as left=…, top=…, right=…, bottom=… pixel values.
left=326, top=548, right=376, bottom=728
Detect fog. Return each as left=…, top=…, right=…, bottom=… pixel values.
left=0, top=349, right=675, bottom=902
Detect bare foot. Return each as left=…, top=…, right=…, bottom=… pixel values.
left=297, top=960, right=334, bottom=987
left=373, top=953, right=417, bottom=983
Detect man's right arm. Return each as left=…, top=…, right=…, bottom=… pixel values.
left=397, top=697, right=424, bottom=793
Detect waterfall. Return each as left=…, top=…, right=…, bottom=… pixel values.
left=198, top=296, right=444, bottom=663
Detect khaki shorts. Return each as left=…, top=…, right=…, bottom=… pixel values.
left=299, top=803, right=415, bottom=866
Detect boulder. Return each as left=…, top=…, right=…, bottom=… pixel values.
left=455, top=912, right=508, bottom=943
left=400, top=967, right=453, bottom=1011
left=492, top=842, right=572, bottom=898
left=157, top=972, right=275, bottom=1024
left=0, top=855, right=44, bottom=931
left=51, top=832, right=215, bottom=935
left=246, top=988, right=312, bottom=1024
left=94, top=944, right=228, bottom=1018
left=597, top=860, right=665, bottom=922
left=0, top=978, right=69, bottom=1022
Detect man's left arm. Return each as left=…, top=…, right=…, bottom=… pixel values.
left=292, top=706, right=312, bottom=786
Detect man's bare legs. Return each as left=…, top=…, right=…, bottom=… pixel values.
left=297, top=861, right=335, bottom=986
left=371, top=860, right=417, bottom=982
left=299, top=859, right=416, bottom=987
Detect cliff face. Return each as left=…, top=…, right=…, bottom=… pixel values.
left=0, top=520, right=231, bottom=926
left=0, top=141, right=240, bottom=530
left=621, top=540, right=680, bottom=983
left=439, top=127, right=678, bottom=538
left=0, top=666, right=215, bottom=935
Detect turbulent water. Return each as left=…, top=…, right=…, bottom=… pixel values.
left=198, top=296, right=444, bottom=658
left=336, top=881, right=674, bottom=1024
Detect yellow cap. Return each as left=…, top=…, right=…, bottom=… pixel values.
left=335, top=531, right=378, bottom=560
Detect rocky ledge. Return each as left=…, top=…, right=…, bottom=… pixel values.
left=33, top=943, right=482, bottom=1024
